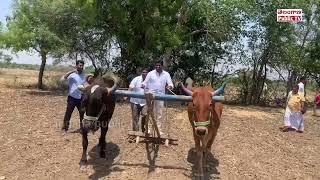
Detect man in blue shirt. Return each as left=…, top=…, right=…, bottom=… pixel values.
left=61, top=60, right=86, bottom=133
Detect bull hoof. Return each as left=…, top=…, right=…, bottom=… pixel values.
left=80, top=164, right=87, bottom=171
left=100, top=151, right=106, bottom=158
left=79, top=160, right=87, bottom=171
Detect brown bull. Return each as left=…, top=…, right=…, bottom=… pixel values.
left=78, top=75, right=117, bottom=170
left=182, top=84, right=224, bottom=178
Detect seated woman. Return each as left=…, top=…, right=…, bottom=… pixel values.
left=314, top=89, right=320, bottom=116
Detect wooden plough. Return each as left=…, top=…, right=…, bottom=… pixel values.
left=114, top=90, right=225, bottom=146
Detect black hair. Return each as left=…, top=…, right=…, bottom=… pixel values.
left=300, top=76, right=306, bottom=81
left=155, top=59, right=163, bottom=66
left=292, top=84, right=299, bottom=89
left=76, top=60, right=85, bottom=65
left=142, top=67, right=149, bottom=72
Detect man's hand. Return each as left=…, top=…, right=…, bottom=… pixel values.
left=166, top=85, right=173, bottom=90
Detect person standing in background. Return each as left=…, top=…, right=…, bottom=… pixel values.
left=298, top=77, right=307, bottom=96
left=281, top=85, right=306, bottom=133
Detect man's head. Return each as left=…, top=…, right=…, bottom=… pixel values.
left=141, top=68, right=149, bottom=80
left=300, top=76, right=307, bottom=85
left=155, top=60, right=163, bottom=73
left=292, top=84, right=299, bottom=94
left=76, top=60, right=85, bottom=73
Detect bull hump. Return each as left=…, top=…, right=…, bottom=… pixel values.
left=91, top=85, right=100, bottom=93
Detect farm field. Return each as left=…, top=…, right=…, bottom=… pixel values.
left=0, top=68, right=319, bottom=180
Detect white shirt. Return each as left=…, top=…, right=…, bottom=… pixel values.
left=298, top=82, right=305, bottom=94
left=185, top=77, right=193, bottom=90
left=129, top=75, right=146, bottom=105
left=142, top=69, right=173, bottom=94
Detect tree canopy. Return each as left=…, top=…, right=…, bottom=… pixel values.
left=0, top=0, right=319, bottom=102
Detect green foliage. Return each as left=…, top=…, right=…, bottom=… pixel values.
left=1, top=0, right=319, bottom=100
left=4, top=0, right=64, bottom=54
left=95, top=0, right=185, bottom=73
left=170, top=0, right=243, bottom=82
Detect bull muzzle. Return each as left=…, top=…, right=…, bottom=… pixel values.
left=195, top=126, right=208, bottom=136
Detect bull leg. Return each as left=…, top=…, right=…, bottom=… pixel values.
left=192, top=128, right=199, bottom=152
left=80, top=129, right=88, bottom=170
left=203, top=147, right=209, bottom=171
left=207, top=122, right=220, bottom=151
left=193, top=134, right=204, bottom=178
left=195, top=148, right=204, bottom=179
left=99, top=121, right=108, bottom=158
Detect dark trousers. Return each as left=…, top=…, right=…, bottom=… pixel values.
left=62, top=96, right=84, bottom=131
left=131, top=103, right=146, bottom=131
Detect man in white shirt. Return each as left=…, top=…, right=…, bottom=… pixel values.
left=298, top=76, right=307, bottom=96
left=142, top=61, right=174, bottom=134
left=185, top=77, right=193, bottom=90
left=126, top=68, right=149, bottom=131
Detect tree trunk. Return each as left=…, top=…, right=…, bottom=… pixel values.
left=253, top=51, right=268, bottom=104
left=210, top=57, right=217, bottom=88
left=256, top=64, right=267, bottom=104
left=38, top=52, right=47, bottom=89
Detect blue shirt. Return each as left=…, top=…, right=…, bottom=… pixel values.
left=67, top=72, right=85, bottom=99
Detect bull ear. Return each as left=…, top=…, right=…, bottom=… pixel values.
left=180, top=82, right=193, bottom=96
left=212, top=82, right=226, bottom=96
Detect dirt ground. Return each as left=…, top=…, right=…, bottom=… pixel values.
left=0, top=68, right=320, bottom=180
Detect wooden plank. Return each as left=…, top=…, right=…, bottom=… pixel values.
left=145, top=93, right=160, bottom=137
left=128, top=131, right=178, bottom=141
left=114, top=90, right=225, bottom=102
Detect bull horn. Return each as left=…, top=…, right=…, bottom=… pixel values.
left=212, top=82, right=226, bottom=96
left=180, top=82, right=193, bottom=96
left=106, top=83, right=118, bottom=96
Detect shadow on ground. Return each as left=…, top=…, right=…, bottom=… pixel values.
left=86, top=142, right=123, bottom=180
left=184, top=148, right=220, bottom=180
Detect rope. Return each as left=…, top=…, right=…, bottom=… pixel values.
left=166, top=87, right=177, bottom=95
left=165, top=100, right=171, bottom=137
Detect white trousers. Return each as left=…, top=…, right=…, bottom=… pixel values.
left=154, top=100, right=164, bottom=131
left=284, top=107, right=304, bottom=131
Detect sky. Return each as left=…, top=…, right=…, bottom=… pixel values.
left=0, top=0, right=54, bottom=65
